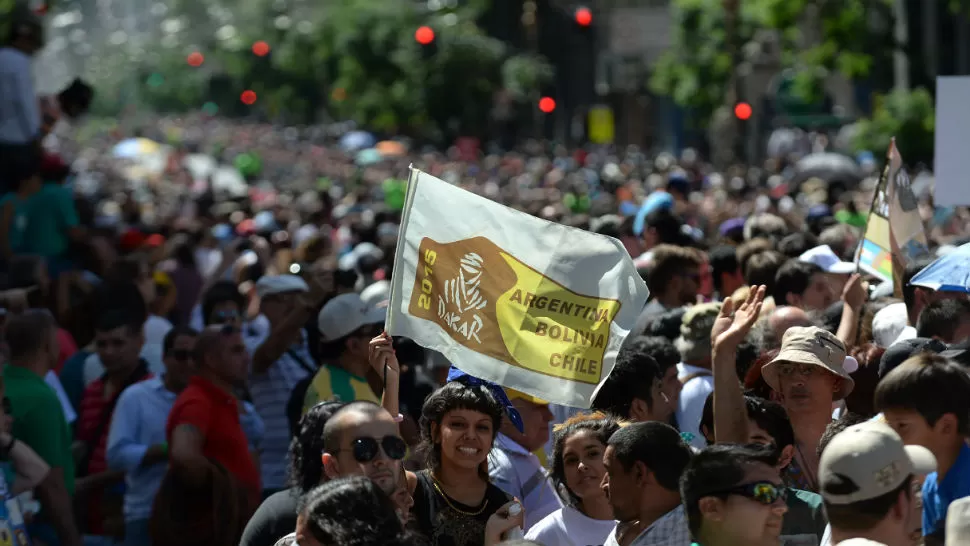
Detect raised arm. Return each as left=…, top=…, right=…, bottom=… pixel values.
left=711, top=286, right=765, bottom=444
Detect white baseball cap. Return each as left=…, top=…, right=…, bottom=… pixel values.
left=799, top=244, right=856, bottom=274
left=946, top=496, right=970, bottom=545
left=819, top=421, right=936, bottom=505
left=317, top=293, right=386, bottom=341
left=871, top=302, right=909, bottom=349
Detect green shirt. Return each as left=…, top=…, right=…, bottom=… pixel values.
left=0, top=194, right=30, bottom=254
left=302, top=364, right=379, bottom=415
left=782, top=488, right=827, bottom=544
left=4, top=365, right=75, bottom=495
left=22, top=183, right=78, bottom=258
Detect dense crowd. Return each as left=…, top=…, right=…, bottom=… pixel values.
left=6, top=8, right=970, bottom=546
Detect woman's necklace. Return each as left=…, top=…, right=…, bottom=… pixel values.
left=430, top=474, right=489, bottom=516
left=794, top=442, right=818, bottom=491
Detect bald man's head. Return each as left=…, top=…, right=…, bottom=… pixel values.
left=321, top=401, right=394, bottom=455
left=768, top=306, right=812, bottom=348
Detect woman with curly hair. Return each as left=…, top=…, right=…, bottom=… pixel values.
left=411, top=371, right=525, bottom=546
left=526, top=412, right=622, bottom=546
left=240, top=401, right=344, bottom=546
left=285, top=476, right=425, bottom=546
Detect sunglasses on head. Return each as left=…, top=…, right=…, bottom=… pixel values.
left=711, top=481, right=787, bottom=505
left=331, top=435, right=407, bottom=463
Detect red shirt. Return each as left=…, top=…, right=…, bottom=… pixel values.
left=166, top=376, right=261, bottom=501
left=77, top=372, right=153, bottom=535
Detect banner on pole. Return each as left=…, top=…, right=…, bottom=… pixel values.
left=386, top=167, right=649, bottom=408
left=855, top=138, right=928, bottom=290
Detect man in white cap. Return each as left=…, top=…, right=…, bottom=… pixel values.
left=762, top=326, right=855, bottom=493
left=302, top=293, right=386, bottom=412
left=247, top=274, right=321, bottom=498
left=799, top=245, right=855, bottom=296
left=818, top=421, right=936, bottom=546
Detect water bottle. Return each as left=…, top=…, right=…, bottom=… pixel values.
left=502, top=502, right=524, bottom=540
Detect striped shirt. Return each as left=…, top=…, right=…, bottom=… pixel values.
left=0, top=47, right=39, bottom=144
left=605, top=504, right=691, bottom=546
left=302, top=364, right=379, bottom=414
left=488, top=433, right=563, bottom=531
left=245, top=330, right=312, bottom=491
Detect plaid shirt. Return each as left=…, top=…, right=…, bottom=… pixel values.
left=605, top=505, right=692, bottom=546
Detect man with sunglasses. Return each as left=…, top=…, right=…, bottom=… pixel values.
left=168, top=324, right=261, bottom=512
left=680, top=443, right=789, bottom=546
left=246, top=274, right=321, bottom=499
left=106, top=327, right=196, bottom=546
left=320, top=401, right=406, bottom=497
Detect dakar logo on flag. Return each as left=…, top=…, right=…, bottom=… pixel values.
left=408, top=236, right=621, bottom=384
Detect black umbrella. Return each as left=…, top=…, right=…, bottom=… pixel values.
left=791, top=153, right=864, bottom=186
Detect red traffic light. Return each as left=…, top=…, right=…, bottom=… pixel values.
left=415, top=26, right=435, bottom=45
left=187, top=52, right=204, bottom=67
left=539, top=97, right=556, bottom=113
left=252, top=41, right=270, bottom=57
left=241, top=90, right=257, bottom=105
left=734, top=102, right=752, bottom=120
left=575, top=7, right=592, bottom=27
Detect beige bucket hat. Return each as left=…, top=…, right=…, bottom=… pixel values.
left=762, top=326, right=855, bottom=400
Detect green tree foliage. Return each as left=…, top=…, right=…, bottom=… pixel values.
left=650, top=0, right=893, bottom=126
left=129, top=0, right=552, bottom=139
left=852, top=87, right=935, bottom=165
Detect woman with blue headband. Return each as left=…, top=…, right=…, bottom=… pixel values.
left=410, top=367, right=526, bottom=546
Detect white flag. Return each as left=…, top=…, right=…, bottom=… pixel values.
left=386, top=167, right=649, bottom=408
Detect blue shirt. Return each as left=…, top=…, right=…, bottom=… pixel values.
left=106, top=377, right=177, bottom=522
left=922, top=442, right=970, bottom=536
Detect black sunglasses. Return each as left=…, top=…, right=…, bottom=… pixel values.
left=332, top=435, right=407, bottom=463
left=710, top=481, right=787, bottom=505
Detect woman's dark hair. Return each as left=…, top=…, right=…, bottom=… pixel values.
left=6, top=255, right=46, bottom=308
left=106, top=256, right=147, bottom=284
left=743, top=349, right=778, bottom=401
left=550, top=412, right=624, bottom=507
left=6, top=255, right=44, bottom=290
left=418, top=380, right=504, bottom=478
left=94, top=281, right=148, bottom=326
left=288, top=401, right=345, bottom=493
left=173, top=242, right=197, bottom=269
left=200, top=281, right=246, bottom=326
left=298, top=476, right=424, bottom=546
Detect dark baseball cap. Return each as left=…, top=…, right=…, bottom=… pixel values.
left=879, top=337, right=948, bottom=378
left=941, top=339, right=970, bottom=369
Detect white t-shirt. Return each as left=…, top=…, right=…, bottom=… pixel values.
left=676, top=363, right=714, bottom=449
left=525, top=506, right=616, bottom=546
